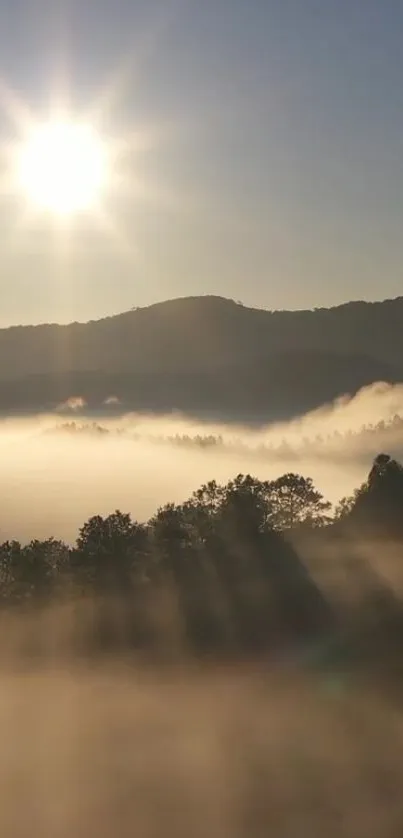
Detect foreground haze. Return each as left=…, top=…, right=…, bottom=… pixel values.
left=0, top=664, right=401, bottom=837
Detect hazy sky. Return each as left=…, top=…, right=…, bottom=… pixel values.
left=0, top=0, right=403, bottom=325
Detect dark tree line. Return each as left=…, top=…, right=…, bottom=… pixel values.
left=48, top=413, right=403, bottom=454
left=1, top=454, right=403, bottom=657
left=335, top=453, right=403, bottom=535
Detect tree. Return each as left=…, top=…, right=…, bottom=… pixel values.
left=0, top=540, right=23, bottom=603
left=148, top=476, right=279, bottom=652
left=185, top=474, right=273, bottom=544
left=266, top=473, right=331, bottom=530
left=219, top=474, right=272, bottom=535
left=368, top=453, right=403, bottom=488
left=72, top=511, right=150, bottom=652
left=149, top=501, right=225, bottom=652
left=334, top=487, right=366, bottom=521
left=75, top=511, right=147, bottom=594
left=345, top=453, right=403, bottom=534
left=22, top=539, right=70, bottom=601
left=0, top=538, right=70, bottom=604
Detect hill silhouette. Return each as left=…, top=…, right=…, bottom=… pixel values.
left=1, top=295, right=402, bottom=421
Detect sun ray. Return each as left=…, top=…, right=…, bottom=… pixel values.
left=0, top=78, right=36, bottom=134
left=86, top=0, right=184, bottom=126
left=109, top=168, right=196, bottom=217
left=91, top=206, right=139, bottom=265
left=0, top=0, right=193, bottom=272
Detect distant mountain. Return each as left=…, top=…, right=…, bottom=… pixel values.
left=1, top=295, right=402, bottom=422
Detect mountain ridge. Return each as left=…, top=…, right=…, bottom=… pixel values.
left=0, top=294, right=402, bottom=421
left=3, top=293, right=403, bottom=331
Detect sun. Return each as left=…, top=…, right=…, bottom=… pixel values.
left=16, top=120, right=107, bottom=215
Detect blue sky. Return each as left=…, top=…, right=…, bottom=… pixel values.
left=0, top=0, right=403, bottom=324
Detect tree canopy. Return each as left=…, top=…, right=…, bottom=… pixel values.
left=1, top=454, right=402, bottom=657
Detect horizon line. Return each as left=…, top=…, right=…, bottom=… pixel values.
left=1, top=292, right=402, bottom=332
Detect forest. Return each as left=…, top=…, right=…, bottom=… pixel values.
left=49, top=413, right=403, bottom=458
left=2, top=451, right=403, bottom=667
left=2, top=295, right=403, bottom=421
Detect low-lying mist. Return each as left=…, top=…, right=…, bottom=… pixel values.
left=2, top=663, right=403, bottom=838
left=2, top=381, right=403, bottom=543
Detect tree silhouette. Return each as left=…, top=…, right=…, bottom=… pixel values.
left=22, top=538, right=70, bottom=601
left=0, top=540, right=24, bottom=603
left=75, top=511, right=148, bottom=594
left=266, top=473, right=331, bottom=530
left=5, top=459, right=403, bottom=659
left=148, top=501, right=223, bottom=652
left=0, top=538, right=69, bottom=604
left=347, top=454, right=403, bottom=535
left=334, top=489, right=363, bottom=521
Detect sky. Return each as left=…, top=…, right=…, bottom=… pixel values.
left=0, top=0, right=403, bottom=325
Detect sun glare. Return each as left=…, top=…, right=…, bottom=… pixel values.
left=16, top=121, right=107, bottom=215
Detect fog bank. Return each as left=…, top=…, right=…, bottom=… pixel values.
left=1, top=382, right=403, bottom=543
